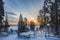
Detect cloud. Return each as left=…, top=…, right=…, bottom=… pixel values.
left=3, top=0, right=44, bottom=21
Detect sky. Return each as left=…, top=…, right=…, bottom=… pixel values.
left=3, top=0, right=44, bottom=22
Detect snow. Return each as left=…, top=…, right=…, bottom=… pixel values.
left=0, top=26, right=60, bottom=40
left=20, top=31, right=34, bottom=35
left=8, top=26, right=18, bottom=30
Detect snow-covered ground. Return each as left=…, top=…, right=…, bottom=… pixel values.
left=0, top=26, right=60, bottom=40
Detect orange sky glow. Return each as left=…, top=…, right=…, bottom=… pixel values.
left=9, top=20, right=41, bottom=26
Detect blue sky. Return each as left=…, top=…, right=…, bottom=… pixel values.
left=3, top=0, right=44, bottom=21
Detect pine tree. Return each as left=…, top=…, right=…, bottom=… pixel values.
left=0, top=0, right=4, bottom=32
left=30, top=21, right=35, bottom=31
left=24, top=18, right=29, bottom=31
left=4, top=13, right=9, bottom=32
left=18, top=14, right=24, bottom=36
